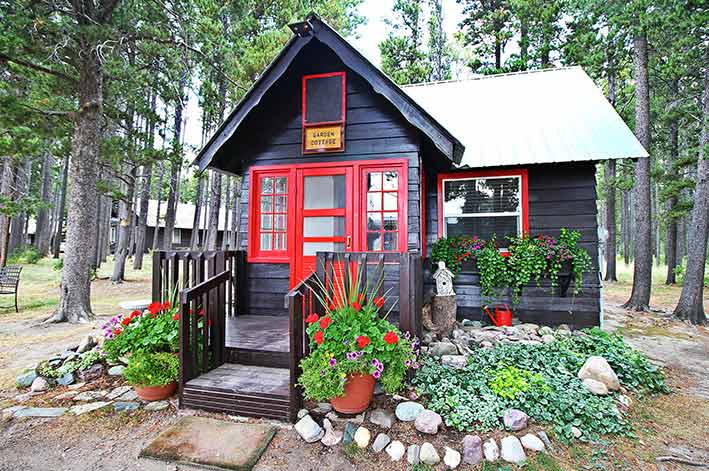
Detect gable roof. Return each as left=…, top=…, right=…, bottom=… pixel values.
left=403, top=67, right=648, bottom=168
left=195, top=13, right=464, bottom=173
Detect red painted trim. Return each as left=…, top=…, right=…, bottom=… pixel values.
left=359, top=163, right=408, bottom=253
left=302, top=72, right=347, bottom=154
left=436, top=168, right=529, bottom=241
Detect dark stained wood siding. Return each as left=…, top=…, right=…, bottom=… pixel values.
left=424, top=162, right=601, bottom=328
left=226, top=40, right=423, bottom=316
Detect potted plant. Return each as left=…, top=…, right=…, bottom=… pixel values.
left=298, top=264, right=419, bottom=414
left=123, top=351, right=179, bottom=401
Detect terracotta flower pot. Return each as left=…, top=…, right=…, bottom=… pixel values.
left=134, top=381, right=177, bottom=401
left=330, top=373, right=375, bottom=414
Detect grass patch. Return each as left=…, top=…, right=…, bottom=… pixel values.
left=342, top=442, right=364, bottom=461
left=527, top=454, right=565, bottom=471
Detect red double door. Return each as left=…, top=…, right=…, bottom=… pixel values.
left=291, top=162, right=407, bottom=286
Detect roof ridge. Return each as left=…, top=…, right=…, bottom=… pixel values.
left=402, top=66, right=581, bottom=88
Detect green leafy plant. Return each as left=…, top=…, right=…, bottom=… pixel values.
left=431, top=235, right=485, bottom=274
left=8, top=245, right=41, bottom=264
left=101, top=302, right=180, bottom=360
left=123, top=351, right=179, bottom=387
left=413, top=329, right=666, bottom=440
left=298, top=260, right=419, bottom=401
left=77, top=349, right=104, bottom=370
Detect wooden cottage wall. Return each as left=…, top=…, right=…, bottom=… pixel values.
left=424, top=161, right=601, bottom=328
left=229, top=41, right=423, bottom=317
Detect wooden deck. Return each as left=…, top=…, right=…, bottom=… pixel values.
left=225, top=315, right=289, bottom=352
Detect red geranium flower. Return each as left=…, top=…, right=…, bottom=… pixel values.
left=314, top=331, right=324, bottom=345
left=113, top=328, right=122, bottom=336
left=352, top=301, right=362, bottom=312
left=130, top=310, right=141, bottom=319
left=356, top=335, right=370, bottom=349
left=383, top=331, right=399, bottom=345
left=373, top=297, right=385, bottom=309
left=172, top=312, right=180, bottom=321
left=198, top=308, right=205, bottom=317
left=162, top=301, right=172, bottom=311
left=147, top=301, right=162, bottom=315
left=305, top=313, right=319, bottom=324
left=121, top=317, right=131, bottom=326
left=319, top=316, right=332, bottom=329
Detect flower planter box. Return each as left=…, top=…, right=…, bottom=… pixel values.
left=135, top=381, right=177, bottom=401
left=459, top=258, right=478, bottom=274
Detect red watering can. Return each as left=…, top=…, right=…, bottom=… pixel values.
left=483, top=304, right=513, bottom=327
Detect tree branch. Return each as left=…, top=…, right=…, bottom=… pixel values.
left=0, top=53, right=77, bottom=84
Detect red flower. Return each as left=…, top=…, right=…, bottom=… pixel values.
left=162, top=301, right=172, bottom=311
left=121, top=317, right=131, bottom=326
left=172, top=312, right=180, bottom=321
left=319, top=316, right=332, bottom=329
left=373, top=297, right=385, bottom=309
left=356, top=335, right=370, bottom=349
left=113, top=328, right=122, bottom=336
left=305, top=313, right=319, bottom=324
left=352, top=301, right=362, bottom=312
left=198, top=308, right=205, bottom=317
left=147, top=302, right=162, bottom=315
left=130, top=310, right=141, bottom=319
left=384, top=331, right=399, bottom=345
left=314, top=331, right=324, bottom=345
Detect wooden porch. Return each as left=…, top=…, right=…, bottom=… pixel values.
left=152, top=250, right=422, bottom=422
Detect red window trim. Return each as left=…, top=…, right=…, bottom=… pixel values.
left=248, top=169, right=295, bottom=263
left=436, top=168, right=529, bottom=243
left=301, top=71, right=347, bottom=126
left=247, top=159, right=408, bottom=264
left=360, top=164, right=408, bottom=253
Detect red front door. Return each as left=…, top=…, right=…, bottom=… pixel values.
left=293, top=166, right=354, bottom=285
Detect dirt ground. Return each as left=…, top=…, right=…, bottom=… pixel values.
left=1, top=258, right=708, bottom=470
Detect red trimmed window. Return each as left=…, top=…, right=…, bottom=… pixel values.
left=253, top=172, right=290, bottom=259
left=302, top=72, right=346, bottom=154
left=437, top=170, right=528, bottom=247
left=363, top=168, right=407, bottom=252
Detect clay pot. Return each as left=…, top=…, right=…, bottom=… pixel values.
left=330, top=373, right=375, bottom=414
left=134, top=381, right=177, bottom=401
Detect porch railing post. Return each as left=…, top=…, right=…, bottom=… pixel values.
left=152, top=251, right=164, bottom=302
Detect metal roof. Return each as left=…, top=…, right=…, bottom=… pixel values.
left=403, top=67, right=648, bottom=168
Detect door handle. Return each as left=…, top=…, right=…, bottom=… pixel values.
left=346, top=235, right=352, bottom=249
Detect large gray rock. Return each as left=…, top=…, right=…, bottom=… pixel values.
left=443, top=447, right=462, bottom=469
left=107, top=365, right=125, bottom=376
left=30, top=377, right=50, bottom=393
left=73, top=391, right=106, bottom=401
left=77, top=363, right=104, bottom=382
left=113, top=401, right=140, bottom=413
left=76, top=335, right=96, bottom=354
left=343, top=421, right=357, bottom=445
left=372, top=433, right=391, bottom=453
left=144, top=400, right=170, bottom=412
left=354, top=427, right=370, bottom=448
left=13, top=407, right=67, bottom=418
left=385, top=441, right=405, bottom=461
left=462, top=435, right=483, bottom=465
left=538, top=326, right=554, bottom=336
left=578, top=356, right=620, bottom=391
left=56, top=373, right=75, bottom=386
left=520, top=433, right=545, bottom=452
left=414, top=409, right=443, bottom=434
left=500, top=436, right=527, bottom=465
left=537, top=431, right=553, bottom=451
left=107, top=385, right=132, bottom=400
left=294, top=414, right=324, bottom=443
left=320, top=418, right=342, bottom=446
left=369, top=408, right=395, bottom=429
left=407, top=445, right=420, bottom=465
left=16, top=370, right=38, bottom=389
left=395, top=401, right=424, bottom=421
left=483, top=438, right=499, bottom=462
left=503, top=409, right=528, bottom=431
left=420, top=442, right=440, bottom=465
left=441, top=355, right=467, bottom=369
left=311, top=402, right=332, bottom=415
left=70, top=401, right=111, bottom=415
left=429, top=341, right=458, bottom=357
left=583, top=377, right=609, bottom=395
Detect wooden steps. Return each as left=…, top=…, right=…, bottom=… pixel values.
left=182, top=363, right=291, bottom=421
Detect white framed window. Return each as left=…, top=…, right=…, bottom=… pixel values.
left=439, top=170, right=528, bottom=244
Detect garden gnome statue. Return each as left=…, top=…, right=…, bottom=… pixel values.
left=432, top=261, right=456, bottom=338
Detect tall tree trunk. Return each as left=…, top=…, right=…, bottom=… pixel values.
left=190, top=175, right=205, bottom=249
left=494, top=41, right=502, bottom=70
left=666, top=78, right=680, bottom=284
left=623, top=33, right=653, bottom=311
left=151, top=161, right=164, bottom=250
left=133, top=163, right=152, bottom=269
left=112, top=167, right=136, bottom=282
left=8, top=159, right=32, bottom=254
left=163, top=78, right=185, bottom=249
left=604, top=65, right=618, bottom=281
left=35, top=151, right=54, bottom=256
left=206, top=171, right=221, bottom=250
left=0, top=158, right=14, bottom=267
left=622, top=189, right=631, bottom=264
left=52, top=154, right=69, bottom=258
left=49, top=47, right=102, bottom=323
left=93, top=190, right=103, bottom=269
left=673, top=48, right=709, bottom=325
left=519, top=22, right=528, bottom=71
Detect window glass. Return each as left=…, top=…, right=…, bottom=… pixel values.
left=303, top=216, right=346, bottom=237
left=258, top=174, right=288, bottom=253
left=303, top=241, right=345, bottom=256
left=366, top=169, right=399, bottom=252
left=303, top=175, right=345, bottom=209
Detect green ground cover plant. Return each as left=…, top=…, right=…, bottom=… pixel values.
left=413, top=329, right=666, bottom=441
left=123, top=352, right=179, bottom=387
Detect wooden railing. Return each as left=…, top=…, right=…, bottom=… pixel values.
left=286, top=251, right=423, bottom=420
left=152, top=250, right=247, bottom=316
left=178, top=268, right=231, bottom=402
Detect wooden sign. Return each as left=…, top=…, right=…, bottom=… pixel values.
left=303, top=124, right=344, bottom=153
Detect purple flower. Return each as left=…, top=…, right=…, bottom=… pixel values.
left=371, top=359, right=379, bottom=367
left=329, top=358, right=337, bottom=367
left=405, top=360, right=412, bottom=367
left=372, top=370, right=381, bottom=379
left=320, top=370, right=325, bottom=376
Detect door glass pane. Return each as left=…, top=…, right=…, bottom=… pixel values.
left=367, top=213, right=382, bottom=231
left=367, top=172, right=382, bottom=191
left=383, top=212, right=398, bottom=230
left=274, top=215, right=287, bottom=230
left=383, top=232, right=398, bottom=251
left=367, top=193, right=381, bottom=211
left=303, top=241, right=345, bottom=256
left=367, top=232, right=382, bottom=251
left=383, top=192, right=397, bottom=210
left=275, top=195, right=287, bottom=212
left=275, top=177, right=287, bottom=193
left=261, top=177, right=273, bottom=194
left=260, top=214, right=273, bottom=230
left=274, top=233, right=286, bottom=250
left=303, top=175, right=345, bottom=209
left=260, top=233, right=272, bottom=250
left=303, top=217, right=345, bottom=237
left=260, top=196, right=272, bottom=212
left=383, top=171, right=398, bottom=190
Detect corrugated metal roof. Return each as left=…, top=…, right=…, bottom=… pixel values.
left=403, top=66, right=648, bottom=168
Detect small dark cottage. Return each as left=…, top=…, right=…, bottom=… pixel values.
left=157, top=13, right=647, bottom=421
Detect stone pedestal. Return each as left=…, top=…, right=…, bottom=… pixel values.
left=431, top=295, right=456, bottom=339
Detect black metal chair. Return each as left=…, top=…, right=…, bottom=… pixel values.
left=0, top=265, right=22, bottom=312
